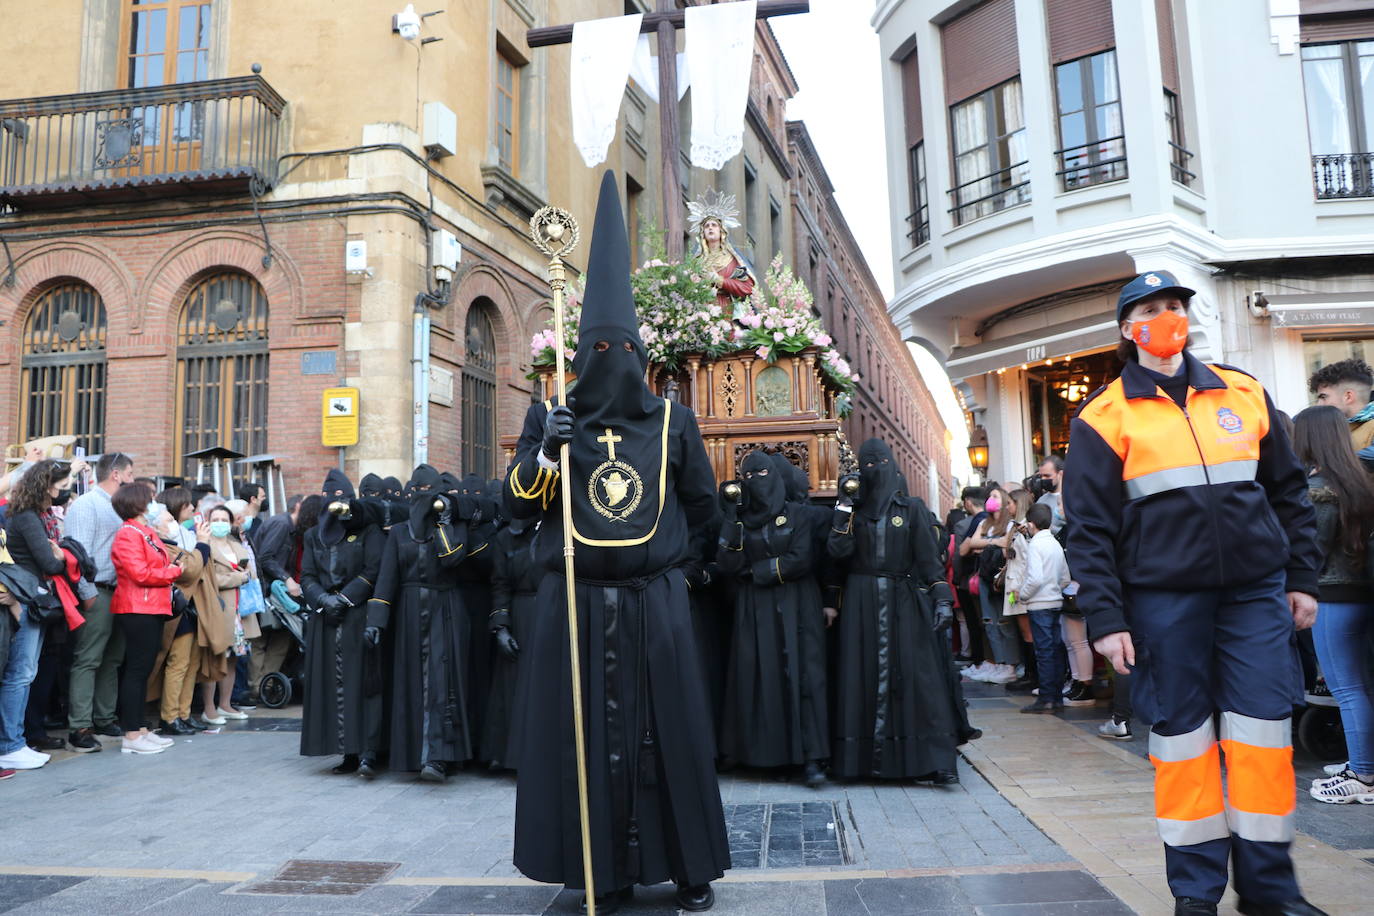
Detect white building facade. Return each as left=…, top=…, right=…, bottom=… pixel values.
left=874, top=0, right=1374, bottom=485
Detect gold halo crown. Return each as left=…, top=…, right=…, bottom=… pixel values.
left=687, top=189, right=742, bottom=236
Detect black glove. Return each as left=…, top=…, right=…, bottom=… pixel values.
left=683, top=565, right=707, bottom=590
left=932, top=599, right=954, bottom=633
left=323, top=594, right=350, bottom=625
left=494, top=626, right=520, bottom=661
left=541, top=405, right=575, bottom=461
left=363, top=626, right=381, bottom=648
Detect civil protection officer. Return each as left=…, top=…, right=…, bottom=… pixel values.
left=1064, top=271, right=1325, bottom=916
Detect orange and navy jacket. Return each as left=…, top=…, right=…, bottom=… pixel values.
left=1063, top=353, right=1319, bottom=640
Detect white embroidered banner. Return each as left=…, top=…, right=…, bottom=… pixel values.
left=628, top=34, right=690, bottom=104
left=570, top=13, right=643, bottom=167
left=685, top=0, right=756, bottom=170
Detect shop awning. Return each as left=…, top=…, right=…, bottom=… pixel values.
left=1266, top=293, right=1374, bottom=329
left=945, top=312, right=1119, bottom=379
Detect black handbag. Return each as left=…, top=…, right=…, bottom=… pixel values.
left=25, top=585, right=65, bottom=626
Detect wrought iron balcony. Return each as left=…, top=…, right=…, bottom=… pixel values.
left=1055, top=136, right=1127, bottom=192
left=0, top=75, right=285, bottom=210
left=1313, top=152, right=1374, bottom=200
left=947, top=161, right=1030, bottom=227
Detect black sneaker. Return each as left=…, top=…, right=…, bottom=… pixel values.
left=1175, top=898, right=1218, bottom=915
left=419, top=761, right=448, bottom=783
left=68, top=728, right=102, bottom=753
left=29, top=735, right=66, bottom=751
left=357, top=758, right=378, bottom=780
left=93, top=722, right=123, bottom=738
left=1004, top=676, right=1037, bottom=693
left=1020, top=699, right=1063, bottom=715
left=1236, top=898, right=1328, bottom=916
left=1064, top=681, right=1096, bottom=706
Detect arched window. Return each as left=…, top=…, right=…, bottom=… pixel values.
left=462, top=300, right=498, bottom=477
left=20, top=282, right=108, bottom=454
left=174, top=272, right=269, bottom=476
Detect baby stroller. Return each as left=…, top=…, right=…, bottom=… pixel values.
left=257, top=579, right=307, bottom=709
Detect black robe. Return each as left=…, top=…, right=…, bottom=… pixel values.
left=827, top=494, right=965, bottom=778
left=717, top=501, right=829, bottom=767
left=299, top=519, right=385, bottom=757
left=682, top=521, right=727, bottom=733
left=482, top=521, right=539, bottom=770
left=455, top=520, right=496, bottom=761
left=504, top=397, right=729, bottom=892
left=365, top=514, right=483, bottom=771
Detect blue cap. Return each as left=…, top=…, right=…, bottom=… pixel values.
left=1116, top=271, right=1195, bottom=322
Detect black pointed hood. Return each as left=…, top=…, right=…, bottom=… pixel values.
left=359, top=473, right=384, bottom=498
left=571, top=171, right=657, bottom=423
left=857, top=438, right=906, bottom=520
left=770, top=453, right=808, bottom=502
left=382, top=476, right=404, bottom=499
left=406, top=464, right=440, bottom=500
left=438, top=472, right=462, bottom=495
left=322, top=469, right=354, bottom=500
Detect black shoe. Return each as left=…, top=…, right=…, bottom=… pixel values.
left=916, top=770, right=959, bottom=785
left=580, top=886, right=633, bottom=914
left=1175, top=898, right=1218, bottom=915
left=185, top=716, right=210, bottom=732
left=958, top=727, right=982, bottom=744
left=419, top=761, right=448, bottom=783
left=802, top=761, right=826, bottom=788
left=93, top=722, right=123, bottom=738
left=332, top=754, right=360, bottom=775
left=159, top=719, right=194, bottom=737
left=29, top=735, right=65, bottom=752
left=1004, top=676, right=1037, bottom=693
left=68, top=728, right=102, bottom=753
left=357, top=758, right=378, bottom=780
left=676, top=882, right=715, bottom=912
left=1020, top=699, right=1063, bottom=714
left=1236, top=899, right=1328, bottom=916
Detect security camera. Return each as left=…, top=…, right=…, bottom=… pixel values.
left=392, top=4, right=421, bottom=40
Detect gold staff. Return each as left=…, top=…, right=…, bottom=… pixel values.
left=529, top=206, right=596, bottom=914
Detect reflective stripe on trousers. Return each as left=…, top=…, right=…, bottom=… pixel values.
left=1148, top=713, right=1294, bottom=847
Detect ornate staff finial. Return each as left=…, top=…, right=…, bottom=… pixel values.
left=530, top=206, right=580, bottom=260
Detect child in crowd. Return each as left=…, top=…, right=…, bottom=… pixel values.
left=1005, top=503, right=1070, bottom=714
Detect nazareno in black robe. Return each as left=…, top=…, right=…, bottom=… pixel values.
left=482, top=518, right=539, bottom=770
left=454, top=473, right=500, bottom=762
left=717, top=450, right=829, bottom=768
left=505, top=168, right=727, bottom=894
left=826, top=438, right=968, bottom=779
left=365, top=492, right=485, bottom=772
left=299, top=499, right=385, bottom=758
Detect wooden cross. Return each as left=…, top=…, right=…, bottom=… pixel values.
left=526, top=0, right=810, bottom=261
left=597, top=427, right=623, bottom=460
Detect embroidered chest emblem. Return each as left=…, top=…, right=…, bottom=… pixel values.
left=588, top=427, right=644, bottom=522
left=1217, top=407, right=1243, bottom=434
left=892, top=516, right=904, bottom=527
left=346, top=534, right=357, bottom=542
left=775, top=516, right=787, bottom=527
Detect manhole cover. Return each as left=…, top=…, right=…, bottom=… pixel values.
left=724, top=801, right=849, bottom=869
left=240, top=859, right=400, bottom=896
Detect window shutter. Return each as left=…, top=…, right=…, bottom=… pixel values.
left=1300, top=10, right=1374, bottom=42
left=901, top=49, right=923, bottom=146
left=942, top=0, right=1020, bottom=105
left=1046, top=0, right=1115, bottom=64
left=1156, top=0, right=1180, bottom=92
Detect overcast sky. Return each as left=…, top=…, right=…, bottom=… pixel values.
left=772, top=2, right=973, bottom=485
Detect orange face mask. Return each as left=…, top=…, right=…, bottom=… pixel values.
left=1132, top=310, right=1189, bottom=358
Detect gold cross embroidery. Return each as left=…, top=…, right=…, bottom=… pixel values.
left=597, top=428, right=622, bottom=461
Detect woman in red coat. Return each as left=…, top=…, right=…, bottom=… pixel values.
left=110, top=481, right=183, bottom=756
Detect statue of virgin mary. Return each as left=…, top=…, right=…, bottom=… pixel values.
left=688, top=189, right=757, bottom=317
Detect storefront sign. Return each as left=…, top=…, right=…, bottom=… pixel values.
left=946, top=314, right=1119, bottom=380
left=1269, top=300, right=1374, bottom=328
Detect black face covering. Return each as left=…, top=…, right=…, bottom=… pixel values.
left=857, top=438, right=905, bottom=520
left=769, top=453, right=808, bottom=503
left=319, top=470, right=358, bottom=546
left=741, top=450, right=786, bottom=529
left=406, top=464, right=442, bottom=537
left=439, top=472, right=462, bottom=496
left=359, top=473, right=384, bottom=499
left=383, top=477, right=403, bottom=500
left=52, top=489, right=72, bottom=508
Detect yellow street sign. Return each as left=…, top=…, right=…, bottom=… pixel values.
left=322, top=387, right=359, bottom=447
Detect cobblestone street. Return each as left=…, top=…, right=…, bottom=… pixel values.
left=3, top=684, right=1370, bottom=915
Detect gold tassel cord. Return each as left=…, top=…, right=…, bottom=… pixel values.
left=529, top=206, right=596, bottom=915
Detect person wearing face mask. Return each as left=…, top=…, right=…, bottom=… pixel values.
left=1064, top=271, right=1325, bottom=916
left=151, top=487, right=220, bottom=736
left=717, top=450, right=829, bottom=788
left=453, top=473, right=497, bottom=763
left=62, top=451, right=137, bottom=753
left=958, top=486, right=1021, bottom=684
left=200, top=505, right=254, bottom=725
left=480, top=512, right=538, bottom=772
left=300, top=471, right=384, bottom=777
left=503, top=174, right=727, bottom=913
left=0, top=460, right=75, bottom=770
left=828, top=439, right=974, bottom=784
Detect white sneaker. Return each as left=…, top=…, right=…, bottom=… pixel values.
left=0, top=746, right=49, bottom=769
left=970, top=662, right=998, bottom=682
left=988, top=665, right=1019, bottom=684
left=1309, top=770, right=1374, bottom=804
left=121, top=735, right=167, bottom=755
left=203, top=714, right=227, bottom=726
left=217, top=707, right=249, bottom=720
left=145, top=732, right=173, bottom=747
left=1097, top=717, right=1132, bottom=740
left=1323, top=761, right=1350, bottom=778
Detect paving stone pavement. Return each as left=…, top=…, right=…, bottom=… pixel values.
left=1, top=704, right=1123, bottom=915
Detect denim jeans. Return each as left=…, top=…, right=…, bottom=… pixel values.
left=0, top=608, right=47, bottom=754
left=1028, top=609, right=1065, bottom=704
left=1312, top=601, right=1374, bottom=777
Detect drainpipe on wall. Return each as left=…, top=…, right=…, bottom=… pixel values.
left=412, top=302, right=431, bottom=468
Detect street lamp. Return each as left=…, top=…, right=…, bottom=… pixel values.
left=967, top=425, right=989, bottom=476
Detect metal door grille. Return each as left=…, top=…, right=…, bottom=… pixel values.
left=462, top=303, right=498, bottom=478
left=19, top=282, right=108, bottom=454
left=175, top=272, right=269, bottom=476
